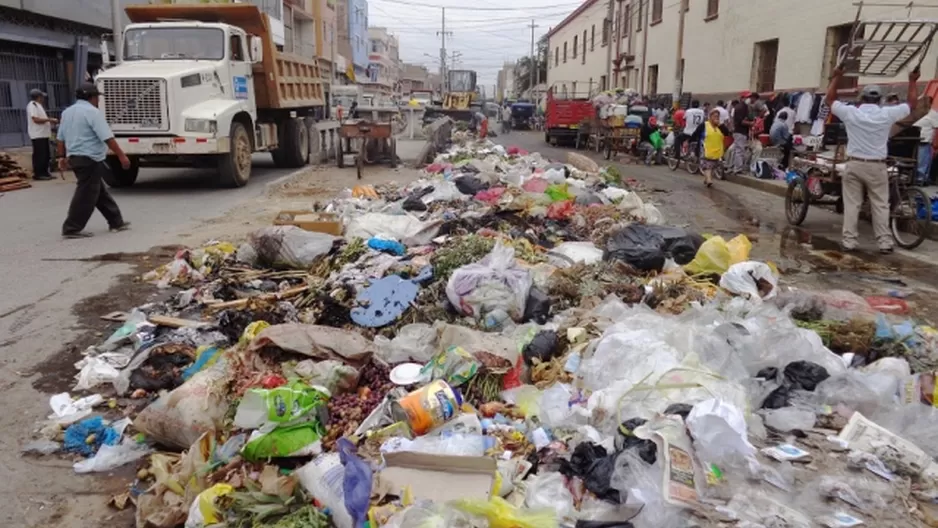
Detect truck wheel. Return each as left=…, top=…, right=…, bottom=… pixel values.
left=217, top=121, right=252, bottom=188
left=103, top=157, right=139, bottom=187
left=275, top=118, right=309, bottom=168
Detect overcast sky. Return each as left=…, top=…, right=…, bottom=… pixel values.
left=367, top=0, right=580, bottom=93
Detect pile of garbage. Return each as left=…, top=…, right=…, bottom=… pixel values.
left=25, top=135, right=938, bottom=528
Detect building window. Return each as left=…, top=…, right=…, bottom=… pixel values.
left=752, top=38, right=779, bottom=93
left=555, top=47, right=559, bottom=66
left=648, top=64, right=658, bottom=94
left=582, top=30, right=587, bottom=63
left=602, top=18, right=609, bottom=45
left=652, top=0, right=663, bottom=24
left=706, top=0, right=719, bottom=20
left=591, top=25, right=595, bottom=50
left=622, top=4, right=630, bottom=37
left=637, top=0, right=643, bottom=32
left=825, top=23, right=861, bottom=90
left=563, top=42, right=567, bottom=62
left=573, top=35, right=578, bottom=58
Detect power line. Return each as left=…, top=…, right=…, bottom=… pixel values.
left=371, top=0, right=582, bottom=12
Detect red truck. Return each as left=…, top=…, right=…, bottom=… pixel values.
left=544, top=86, right=594, bottom=146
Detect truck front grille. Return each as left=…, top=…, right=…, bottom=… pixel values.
left=102, top=79, right=165, bottom=129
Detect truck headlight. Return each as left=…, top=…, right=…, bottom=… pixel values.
left=185, top=119, right=216, bottom=134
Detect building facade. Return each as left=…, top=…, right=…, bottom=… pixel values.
left=496, top=62, right=516, bottom=102
left=346, top=0, right=368, bottom=81
left=400, top=63, right=431, bottom=94
left=548, top=0, right=938, bottom=102
left=545, top=0, right=611, bottom=99
left=365, top=27, right=399, bottom=95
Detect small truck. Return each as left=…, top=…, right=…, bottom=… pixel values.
left=95, top=3, right=328, bottom=187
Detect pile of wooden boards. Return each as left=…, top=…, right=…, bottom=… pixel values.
left=0, top=153, right=32, bottom=192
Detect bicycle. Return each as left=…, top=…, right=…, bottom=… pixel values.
left=666, top=140, right=700, bottom=174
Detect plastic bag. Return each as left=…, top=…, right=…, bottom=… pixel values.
left=134, top=358, right=232, bottom=449
left=522, top=330, right=561, bottom=366
left=184, top=483, right=234, bottom=528
left=547, top=200, right=576, bottom=220
left=381, top=434, right=491, bottom=457
left=603, top=224, right=667, bottom=271
left=73, top=439, right=152, bottom=473
left=686, top=398, right=755, bottom=466
left=455, top=175, right=487, bottom=195
left=763, top=407, right=816, bottom=431
left=420, top=346, right=480, bottom=387
left=446, top=241, right=533, bottom=322
left=297, top=454, right=354, bottom=528
left=337, top=438, right=372, bottom=528
left=64, top=416, right=120, bottom=456
left=74, top=356, right=122, bottom=391
left=345, top=213, right=442, bottom=247
left=684, top=235, right=752, bottom=275
left=545, top=183, right=573, bottom=202
left=374, top=323, right=437, bottom=365
left=547, top=242, right=605, bottom=267
left=719, top=261, right=778, bottom=301
left=453, top=497, right=558, bottom=528
left=242, top=422, right=323, bottom=460
left=233, top=381, right=328, bottom=429
left=293, top=359, right=360, bottom=395
left=559, top=442, right=621, bottom=503
left=250, top=226, right=335, bottom=269
left=525, top=472, right=575, bottom=521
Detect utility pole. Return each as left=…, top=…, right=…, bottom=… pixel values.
left=528, top=19, right=539, bottom=96
left=111, top=0, right=122, bottom=63
left=672, top=0, right=688, bottom=108
left=604, top=0, right=614, bottom=89
left=437, top=7, right=453, bottom=92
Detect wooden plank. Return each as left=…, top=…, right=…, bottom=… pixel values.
left=204, top=285, right=310, bottom=311
left=100, top=311, right=208, bottom=328
left=0, top=177, right=27, bottom=185
left=0, top=182, right=31, bottom=192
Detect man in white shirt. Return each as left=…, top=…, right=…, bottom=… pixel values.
left=715, top=100, right=730, bottom=126
left=27, top=89, right=57, bottom=181
left=913, top=102, right=938, bottom=186
left=825, top=67, right=919, bottom=253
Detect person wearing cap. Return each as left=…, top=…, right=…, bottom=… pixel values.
left=825, top=66, right=920, bottom=253
left=56, top=83, right=131, bottom=239
left=27, top=88, right=57, bottom=181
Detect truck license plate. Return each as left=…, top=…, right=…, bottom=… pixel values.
left=152, top=143, right=172, bottom=154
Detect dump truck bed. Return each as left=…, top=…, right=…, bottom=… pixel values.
left=125, top=4, right=324, bottom=109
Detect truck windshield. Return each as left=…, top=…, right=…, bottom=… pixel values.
left=124, top=27, right=225, bottom=61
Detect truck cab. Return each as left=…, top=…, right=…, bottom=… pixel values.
left=95, top=3, right=326, bottom=188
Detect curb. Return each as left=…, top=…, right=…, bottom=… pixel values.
left=263, top=166, right=313, bottom=195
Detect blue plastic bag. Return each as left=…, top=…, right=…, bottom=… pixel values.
left=336, top=438, right=372, bottom=528
left=63, top=417, right=120, bottom=456
left=367, top=237, right=405, bottom=256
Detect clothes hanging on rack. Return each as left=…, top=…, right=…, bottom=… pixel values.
left=795, top=92, right=814, bottom=123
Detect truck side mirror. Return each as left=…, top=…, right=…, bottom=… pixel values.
left=250, top=36, right=263, bottom=63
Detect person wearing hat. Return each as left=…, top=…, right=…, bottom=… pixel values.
left=55, top=83, right=130, bottom=239
left=27, top=88, right=57, bottom=181
left=825, top=66, right=920, bottom=253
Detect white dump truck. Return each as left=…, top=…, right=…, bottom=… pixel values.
left=95, top=3, right=328, bottom=187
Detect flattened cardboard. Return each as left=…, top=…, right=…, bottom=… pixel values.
left=274, top=210, right=343, bottom=236
left=380, top=452, right=496, bottom=502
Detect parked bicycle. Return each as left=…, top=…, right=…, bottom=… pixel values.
left=666, top=140, right=700, bottom=174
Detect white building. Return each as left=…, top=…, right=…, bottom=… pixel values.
left=496, top=62, right=517, bottom=102
left=548, top=0, right=938, bottom=101
left=365, top=27, right=401, bottom=95
left=545, top=0, right=614, bottom=99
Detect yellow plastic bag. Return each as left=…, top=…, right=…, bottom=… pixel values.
left=452, top=497, right=557, bottom=528
left=684, top=235, right=751, bottom=275
left=197, top=483, right=234, bottom=524
left=240, top=320, right=271, bottom=345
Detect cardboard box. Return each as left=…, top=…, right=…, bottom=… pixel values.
left=379, top=452, right=496, bottom=503
left=274, top=210, right=343, bottom=236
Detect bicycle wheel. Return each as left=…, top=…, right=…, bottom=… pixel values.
left=785, top=174, right=810, bottom=225
left=890, top=186, right=932, bottom=250
left=685, top=153, right=700, bottom=175
left=666, top=147, right=679, bottom=171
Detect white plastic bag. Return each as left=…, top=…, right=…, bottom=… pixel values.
left=73, top=439, right=152, bottom=473
left=546, top=242, right=604, bottom=267
left=686, top=398, right=755, bottom=464
left=49, top=393, right=104, bottom=425
left=250, top=226, right=336, bottom=269
left=445, top=241, right=533, bottom=322
left=345, top=213, right=442, bottom=246
left=374, top=323, right=437, bottom=364
left=73, top=356, right=121, bottom=391
left=297, top=454, right=354, bottom=528
left=719, top=261, right=778, bottom=301
left=524, top=472, right=575, bottom=522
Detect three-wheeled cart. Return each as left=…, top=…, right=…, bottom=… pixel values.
left=338, top=119, right=397, bottom=179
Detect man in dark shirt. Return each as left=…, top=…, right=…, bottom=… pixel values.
left=639, top=116, right=661, bottom=165
left=730, top=91, right=754, bottom=173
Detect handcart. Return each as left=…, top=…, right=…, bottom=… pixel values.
left=337, top=119, right=397, bottom=179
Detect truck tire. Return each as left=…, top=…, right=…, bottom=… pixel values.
left=216, top=121, right=252, bottom=188
left=102, top=157, right=139, bottom=187
left=272, top=118, right=309, bottom=169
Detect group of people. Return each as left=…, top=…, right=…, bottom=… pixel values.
left=25, top=84, right=131, bottom=239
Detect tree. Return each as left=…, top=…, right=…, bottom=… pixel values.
left=514, top=35, right=548, bottom=97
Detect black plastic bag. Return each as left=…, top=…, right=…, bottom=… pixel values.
left=575, top=191, right=604, bottom=206
left=523, top=287, right=551, bottom=324
left=402, top=196, right=428, bottom=211
left=522, top=330, right=561, bottom=366
left=615, top=418, right=657, bottom=464
left=783, top=360, right=830, bottom=391
left=559, top=442, right=620, bottom=504
left=644, top=226, right=704, bottom=265
left=756, top=367, right=779, bottom=380
left=604, top=224, right=667, bottom=271
left=762, top=384, right=792, bottom=409
left=454, top=175, right=487, bottom=195
left=663, top=403, right=694, bottom=420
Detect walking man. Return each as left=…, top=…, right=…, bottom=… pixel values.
left=501, top=104, right=512, bottom=134
left=913, top=99, right=938, bottom=186
left=27, top=89, right=57, bottom=181
left=56, top=83, right=131, bottom=239
left=825, top=67, right=919, bottom=253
